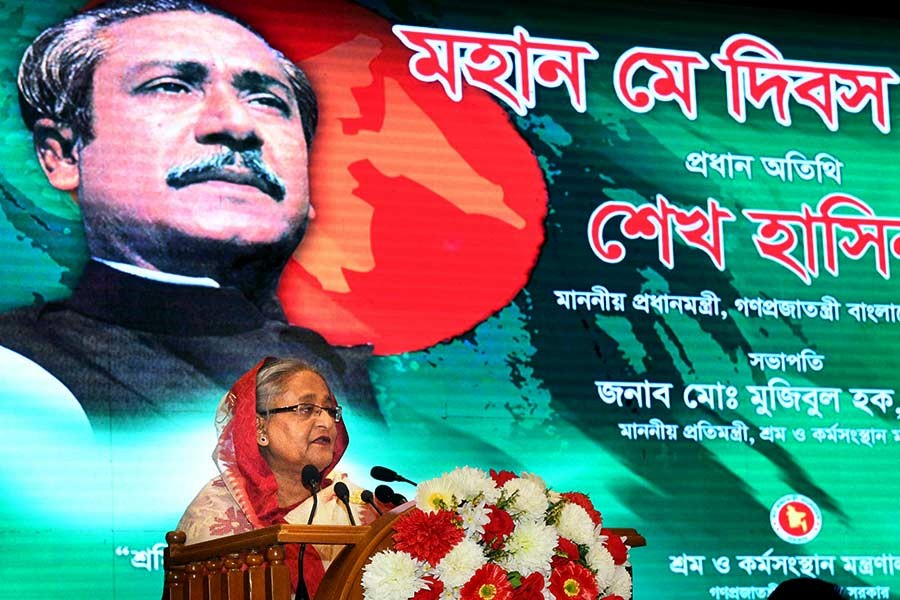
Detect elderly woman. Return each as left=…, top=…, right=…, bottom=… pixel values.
left=178, top=357, right=378, bottom=596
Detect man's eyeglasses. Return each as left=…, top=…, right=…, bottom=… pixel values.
left=262, top=403, right=343, bottom=422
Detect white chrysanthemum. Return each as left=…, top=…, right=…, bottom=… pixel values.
left=607, top=565, right=633, bottom=600
left=518, top=472, right=548, bottom=490
left=501, top=477, right=548, bottom=519
left=437, top=587, right=456, bottom=600
left=435, top=537, right=487, bottom=589
left=498, top=519, right=557, bottom=576
left=362, top=550, right=426, bottom=600
left=586, top=541, right=615, bottom=590
left=556, top=502, right=595, bottom=546
left=457, top=500, right=491, bottom=537
left=416, top=474, right=457, bottom=513
left=447, top=466, right=501, bottom=504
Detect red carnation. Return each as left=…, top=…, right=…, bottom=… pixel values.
left=601, top=596, right=625, bottom=600
left=393, top=508, right=464, bottom=564
left=481, top=504, right=515, bottom=550
left=561, top=492, right=602, bottom=527
left=600, top=530, right=629, bottom=565
left=549, top=562, right=599, bottom=600
left=412, top=575, right=444, bottom=600
left=460, top=563, right=512, bottom=600
left=489, top=469, right=518, bottom=486
left=552, top=537, right=580, bottom=569
left=516, top=572, right=546, bottom=600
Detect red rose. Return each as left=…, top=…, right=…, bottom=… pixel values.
left=515, top=572, right=545, bottom=600
left=552, top=537, right=580, bottom=569
left=481, top=504, right=515, bottom=550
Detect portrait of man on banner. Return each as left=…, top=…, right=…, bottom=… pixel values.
left=0, top=0, right=546, bottom=428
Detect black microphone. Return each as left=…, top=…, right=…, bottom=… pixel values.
left=296, top=465, right=322, bottom=600
left=360, top=489, right=382, bottom=515
left=375, top=484, right=408, bottom=506
left=302, top=464, right=322, bottom=495
left=373, top=484, right=393, bottom=504
left=370, top=465, right=418, bottom=486
left=333, top=482, right=356, bottom=526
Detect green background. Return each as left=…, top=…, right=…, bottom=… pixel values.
left=1, top=1, right=898, bottom=598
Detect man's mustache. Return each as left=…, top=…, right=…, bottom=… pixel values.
left=165, top=150, right=286, bottom=201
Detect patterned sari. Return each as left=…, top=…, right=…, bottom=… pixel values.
left=178, top=358, right=378, bottom=596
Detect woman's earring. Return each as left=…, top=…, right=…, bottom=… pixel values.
left=256, top=416, right=269, bottom=445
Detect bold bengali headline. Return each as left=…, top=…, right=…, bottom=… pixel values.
left=390, top=26, right=900, bottom=284
left=391, top=27, right=898, bottom=133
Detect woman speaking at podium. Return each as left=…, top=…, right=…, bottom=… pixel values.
left=178, top=357, right=380, bottom=597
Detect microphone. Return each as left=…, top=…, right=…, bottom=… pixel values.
left=296, top=465, right=322, bottom=600
left=302, top=464, right=322, bottom=495
left=360, top=489, right=382, bottom=515
left=370, top=465, right=418, bottom=486
left=333, top=482, right=356, bottom=526
left=375, top=484, right=408, bottom=506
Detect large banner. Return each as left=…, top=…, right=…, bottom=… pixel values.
left=1, top=1, right=898, bottom=598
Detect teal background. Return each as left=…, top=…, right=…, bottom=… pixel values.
left=1, top=1, right=898, bottom=598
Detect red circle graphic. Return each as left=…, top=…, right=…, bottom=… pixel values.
left=776, top=502, right=815, bottom=536
left=221, top=1, right=548, bottom=355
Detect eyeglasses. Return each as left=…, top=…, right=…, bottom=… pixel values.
left=261, top=403, right=343, bottom=422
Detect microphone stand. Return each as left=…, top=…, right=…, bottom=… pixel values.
left=295, top=496, right=317, bottom=600
left=295, top=466, right=321, bottom=600
left=361, top=490, right=382, bottom=515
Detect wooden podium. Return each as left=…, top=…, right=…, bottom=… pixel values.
left=162, top=503, right=645, bottom=600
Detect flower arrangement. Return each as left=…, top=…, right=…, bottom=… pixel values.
left=361, top=466, right=632, bottom=600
